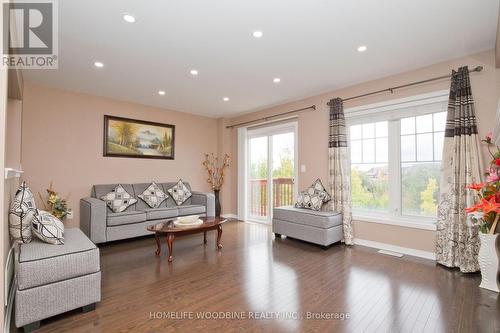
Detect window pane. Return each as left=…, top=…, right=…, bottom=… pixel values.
left=401, top=117, right=415, bottom=135
left=351, top=164, right=389, bottom=212
left=401, top=162, right=441, bottom=217
left=416, top=114, right=433, bottom=133
left=375, top=121, right=388, bottom=138
left=434, top=132, right=444, bottom=160
left=416, top=133, right=433, bottom=161
left=362, top=139, right=375, bottom=163
left=376, top=138, right=388, bottom=163
left=350, top=125, right=362, bottom=140
left=401, top=135, right=415, bottom=162
left=433, top=112, right=447, bottom=132
left=362, top=123, right=375, bottom=138
left=351, top=140, right=362, bottom=163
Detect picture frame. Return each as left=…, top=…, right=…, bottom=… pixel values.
left=103, top=115, right=175, bottom=160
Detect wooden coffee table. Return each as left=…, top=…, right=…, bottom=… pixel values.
left=147, top=217, right=227, bottom=262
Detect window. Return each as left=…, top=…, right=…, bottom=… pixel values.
left=348, top=93, right=448, bottom=227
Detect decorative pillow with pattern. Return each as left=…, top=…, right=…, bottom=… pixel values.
left=308, top=179, right=331, bottom=203
left=138, top=182, right=168, bottom=208
left=9, top=182, right=37, bottom=243
left=100, top=184, right=138, bottom=213
left=32, top=210, right=65, bottom=245
left=167, top=180, right=192, bottom=205
left=295, top=190, right=325, bottom=211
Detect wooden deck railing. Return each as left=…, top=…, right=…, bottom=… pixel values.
left=249, top=177, right=294, bottom=216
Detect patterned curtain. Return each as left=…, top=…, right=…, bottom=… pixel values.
left=328, top=98, right=353, bottom=245
left=436, top=66, right=484, bottom=273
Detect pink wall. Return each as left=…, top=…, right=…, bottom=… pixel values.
left=21, top=82, right=219, bottom=227
left=222, top=50, right=500, bottom=252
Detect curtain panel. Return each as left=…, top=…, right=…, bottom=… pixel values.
left=436, top=66, right=484, bottom=273
left=328, top=98, right=354, bottom=245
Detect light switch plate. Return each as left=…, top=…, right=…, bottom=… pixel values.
left=300, top=165, right=306, bottom=173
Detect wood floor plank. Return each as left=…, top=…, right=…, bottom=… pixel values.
left=11, top=221, right=500, bottom=333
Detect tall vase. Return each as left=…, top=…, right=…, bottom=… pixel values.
left=214, top=189, right=221, bottom=217
left=478, top=233, right=500, bottom=292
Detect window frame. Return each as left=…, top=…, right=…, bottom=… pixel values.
left=345, top=90, right=449, bottom=231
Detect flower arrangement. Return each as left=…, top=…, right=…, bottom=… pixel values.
left=202, top=153, right=230, bottom=191
left=38, top=182, right=71, bottom=221
left=465, top=132, right=500, bottom=234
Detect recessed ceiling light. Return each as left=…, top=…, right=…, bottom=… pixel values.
left=94, top=61, right=104, bottom=68
left=158, top=90, right=166, bottom=96
left=122, top=14, right=136, bottom=23
left=357, top=45, right=367, bottom=52
left=223, top=97, right=229, bottom=102
left=253, top=30, right=263, bottom=38
left=273, top=78, right=281, bottom=83
left=190, top=69, right=198, bottom=76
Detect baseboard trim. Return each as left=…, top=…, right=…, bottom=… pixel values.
left=221, top=213, right=238, bottom=219
left=353, top=238, right=436, bottom=261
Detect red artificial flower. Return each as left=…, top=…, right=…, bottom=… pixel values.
left=465, top=202, right=481, bottom=213
left=466, top=182, right=486, bottom=191
left=479, top=196, right=500, bottom=215
left=495, top=158, right=500, bottom=166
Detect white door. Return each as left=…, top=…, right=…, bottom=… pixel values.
left=246, top=122, right=298, bottom=224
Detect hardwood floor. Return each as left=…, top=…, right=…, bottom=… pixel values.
left=13, top=220, right=500, bottom=333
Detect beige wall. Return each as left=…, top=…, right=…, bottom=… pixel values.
left=223, top=49, right=500, bottom=253
left=21, top=82, right=219, bottom=227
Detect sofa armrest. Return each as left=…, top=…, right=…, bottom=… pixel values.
left=191, top=191, right=215, bottom=217
left=80, top=197, right=107, bottom=244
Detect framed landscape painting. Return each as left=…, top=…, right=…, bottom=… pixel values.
left=104, top=115, right=175, bottom=159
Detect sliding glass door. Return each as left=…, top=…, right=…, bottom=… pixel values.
left=247, top=122, right=297, bottom=223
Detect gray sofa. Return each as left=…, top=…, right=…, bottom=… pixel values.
left=16, top=228, right=101, bottom=332
left=272, top=206, right=343, bottom=247
left=80, top=182, right=215, bottom=244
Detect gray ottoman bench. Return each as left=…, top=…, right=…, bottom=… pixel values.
left=272, top=206, right=343, bottom=247
left=15, top=228, right=101, bottom=332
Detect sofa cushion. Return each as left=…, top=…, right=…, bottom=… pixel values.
left=100, top=184, right=138, bottom=213
left=31, top=210, right=65, bottom=245
left=17, top=228, right=100, bottom=290
left=294, top=190, right=324, bottom=211
left=273, top=206, right=342, bottom=229
left=137, top=182, right=168, bottom=208
left=107, top=211, right=147, bottom=226
left=92, top=184, right=137, bottom=213
left=144, top=207, right=178, bottom=220
left=161, top=182, right=192, bottom=206
left=178, top=205, right=206, bottom=216
left=133, top=183, right=168, bottom=210
left=167, top=179, right=193, bottom=205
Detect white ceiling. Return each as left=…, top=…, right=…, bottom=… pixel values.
left=23, top=0, right=499, bottom=118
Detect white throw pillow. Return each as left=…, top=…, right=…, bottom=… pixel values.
left=100, top=184, right=138, bottom=213
left=167, top=180, right=192, bottom=206
left=9, top=182, right=36, bottom=243
left=138, top=182, right=168, bottom=208
left=32, top=210, right=65, bottom=245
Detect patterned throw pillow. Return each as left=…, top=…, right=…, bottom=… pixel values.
left=138, top=182, right=168, bottom=208
left=31, top=210, right=64, bottom=245
left=167, top=180, right=192, bottom=205
left=9, top=182, right=37, bottom=243
left=295, top=190, right=325, bottom=211
left=100, top=184, right=138, bottom=213
left=308, top=179, right=331, bottom=203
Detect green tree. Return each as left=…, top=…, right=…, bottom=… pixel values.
left=420, top=178, right=438, bottom=215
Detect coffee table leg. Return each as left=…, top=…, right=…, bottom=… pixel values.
left=154, top=233, right=161, bottom=256
left=166, top=233, right=175, bottom=262
left=216, top=225, right=223, bottom=250
left=204, top=231, right=207, bottom=245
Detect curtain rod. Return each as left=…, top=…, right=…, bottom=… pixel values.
left=327, top=65, right=484, bottom=105
left=226, top=105, right=316, bottom=129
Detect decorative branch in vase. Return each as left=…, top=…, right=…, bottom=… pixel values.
left=202, top=153, right=230, bottom=217
left=465, top=132, right=500, bottom=292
